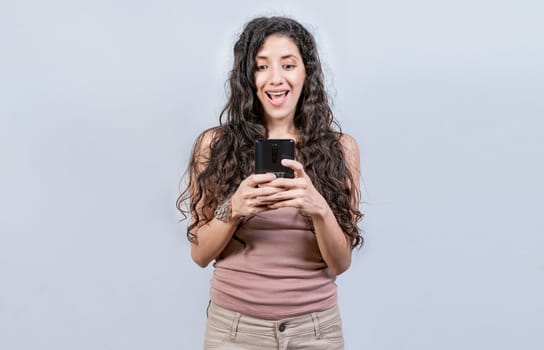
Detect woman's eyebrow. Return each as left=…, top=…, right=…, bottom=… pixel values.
left=255, top=54, right=299, bottom=60
left=281, top=55, right=298, bottom=60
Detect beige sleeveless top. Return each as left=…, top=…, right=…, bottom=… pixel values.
left=210, top=207, right=337, bottom=320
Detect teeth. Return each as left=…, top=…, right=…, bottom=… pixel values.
left=268, top=91, right=287, bottom=96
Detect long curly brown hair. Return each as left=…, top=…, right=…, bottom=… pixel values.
left=177, top=16, right=363, bottom=248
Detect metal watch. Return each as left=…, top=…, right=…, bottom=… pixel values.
left=214, top=198, right=233, bottom=222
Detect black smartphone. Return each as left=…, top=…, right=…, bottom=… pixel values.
left=255, top=139, right=295, bottom=178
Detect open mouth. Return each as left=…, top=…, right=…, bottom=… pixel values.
left=265, top=91, right=289, bottom=106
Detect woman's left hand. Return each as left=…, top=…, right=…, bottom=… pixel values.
left=263, top=158, right=353, bottom=276
left=259, top=159, right=329, bottom=217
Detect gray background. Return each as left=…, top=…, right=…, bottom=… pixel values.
left=1, top=0, right=543, bottom=349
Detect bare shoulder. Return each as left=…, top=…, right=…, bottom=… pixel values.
left=195, top=127, right=220, bottom=150
left=338, top=133, right=360, bottom=155
left=193, top=126, right=221, bottom=157
left=190, top=126, right=222, bottom=174
left=336, top=133, right=361, bottom=201
left=337, top=132, right=361, bottom=175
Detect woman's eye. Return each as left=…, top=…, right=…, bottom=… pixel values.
left=256, top=65, right=267, bottom=71
left=283, top=64, right=296, bottom=70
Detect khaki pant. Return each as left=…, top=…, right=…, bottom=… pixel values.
left=204, top=302, right=344, bottom=350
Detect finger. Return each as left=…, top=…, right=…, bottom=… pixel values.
left=245, top=173, right=277, bottom=187
left=261, top=189, right=302, bottom=202
left=267, top=178, right=306, bottom=189
left=252, top=190, right=290, bottom=206
left=249, top=186, right=285, bottom=198
left=281, top=159, right=305, bottom=178
left=267, top=198, right=303, bottom=209
left=254, top=198, right=278, bottom=206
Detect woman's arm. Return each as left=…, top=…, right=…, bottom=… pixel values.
left=190, top=174, right=280, bottom=267
left=311, top=134, right=361, bottom=275
left=262, top=134, right=361, bottom=276
left=188, top=131, right=282, bottom=267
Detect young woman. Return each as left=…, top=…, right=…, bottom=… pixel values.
left=177, top=16, right=363, bottom=350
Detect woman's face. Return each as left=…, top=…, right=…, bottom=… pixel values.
left=254, top=35, right=306, bottom=124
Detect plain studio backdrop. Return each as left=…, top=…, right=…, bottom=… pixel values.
left=1, top=0, right=542, bottom=349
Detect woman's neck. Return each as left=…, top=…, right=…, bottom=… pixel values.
left=264, top=118, right=298, bottom=140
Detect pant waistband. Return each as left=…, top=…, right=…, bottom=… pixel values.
left=207, top=302, right=341, bottom=339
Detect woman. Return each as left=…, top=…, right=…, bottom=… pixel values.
left=177, top=16, right=363, bottom=350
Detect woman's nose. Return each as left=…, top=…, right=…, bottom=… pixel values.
left=269, top=67, right=284, bottom=85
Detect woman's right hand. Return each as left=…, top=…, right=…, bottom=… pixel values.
left=190, top=173, right=284, bottom=268
left=230, top=173, right=284, bottom=219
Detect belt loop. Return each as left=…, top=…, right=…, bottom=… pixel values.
left=311, top=312, right=321, bottom=339
left=230, top=312, right=241, bottom=340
